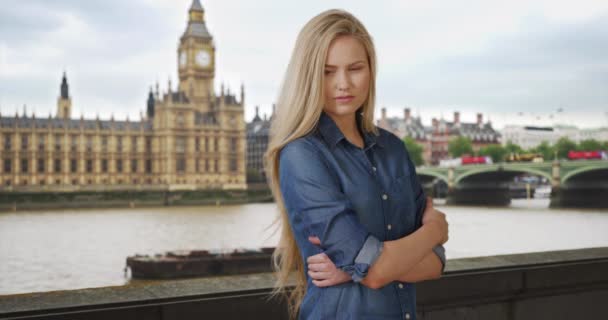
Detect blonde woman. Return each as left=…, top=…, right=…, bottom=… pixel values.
left=266, top=9, right=449, bottom=320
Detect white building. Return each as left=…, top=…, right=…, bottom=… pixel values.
left=501, top=126, right=559, bottom=149
left=501, top=125, right=608, bottom=149
left=577, top=127, right=608, bottom=142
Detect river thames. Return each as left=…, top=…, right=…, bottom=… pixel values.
left=1, top=199, right=607, bottom=296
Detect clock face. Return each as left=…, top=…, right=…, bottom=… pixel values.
left=195, top=50, right=211, bottom=67
left=179, top=51, right=186, bottom=67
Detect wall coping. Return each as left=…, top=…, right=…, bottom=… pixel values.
left=1, top=247, right=607, bottom=315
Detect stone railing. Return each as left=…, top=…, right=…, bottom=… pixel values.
left=1, top=247, right=607, bottom=319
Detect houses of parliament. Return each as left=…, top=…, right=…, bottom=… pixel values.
left=0, top=0, right=247, bottom=192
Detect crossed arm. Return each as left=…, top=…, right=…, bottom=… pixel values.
left=308, top=239, right=443, bottom=286
left=307, top=199, right=446, bottom=288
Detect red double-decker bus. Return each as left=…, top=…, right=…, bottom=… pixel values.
left=461, top=155, right=493, bottom=165
left=567, top=150, right=607, bottom=160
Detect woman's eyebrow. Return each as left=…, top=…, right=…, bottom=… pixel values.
left=324, top=60, right=366, bottom=68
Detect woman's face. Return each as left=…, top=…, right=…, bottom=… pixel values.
left=323, top=35, right=370, bottom=120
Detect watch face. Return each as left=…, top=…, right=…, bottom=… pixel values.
left=179, top=52, right=186, bottom=67
left=196, top=50, right=211, bottom=67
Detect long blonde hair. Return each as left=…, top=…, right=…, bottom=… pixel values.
left=265, top=9, right=378, bottom=318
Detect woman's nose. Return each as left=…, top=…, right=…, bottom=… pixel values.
left=335, top=70, right=351, bottom=91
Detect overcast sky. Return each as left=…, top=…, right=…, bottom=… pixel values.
left=1, top=0, right=607, bottom=129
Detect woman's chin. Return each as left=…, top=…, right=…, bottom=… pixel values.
left=325, top=105, right=359, bottom=117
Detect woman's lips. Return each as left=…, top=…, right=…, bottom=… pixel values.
left=335, top=96, right=354, bottom=103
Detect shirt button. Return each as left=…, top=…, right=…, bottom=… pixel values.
left=382, top=194, right=388, bottom=200
left=405, top=313, right=411, bottom=319
left=387, top=224, right=392, bottom=230
left=398, top=283, right=403, bottom=289
left=372, top=166, right=377, bottom=172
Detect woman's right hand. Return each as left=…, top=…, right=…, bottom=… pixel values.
left=307, top=236, right=352, bottom=287
left=422, top=197, right=449, bottom=245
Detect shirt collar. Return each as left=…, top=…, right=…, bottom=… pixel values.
left=318, top=111, right=383, bottom=150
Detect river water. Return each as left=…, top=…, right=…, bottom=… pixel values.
left=1, top=199, right=607, bottom=296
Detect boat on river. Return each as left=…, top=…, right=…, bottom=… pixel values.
left=125, top=247, right=275, bottom=279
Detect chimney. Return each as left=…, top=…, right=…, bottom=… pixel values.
left=454, top=111, right=460, bottom=125
left=404, top=108, right=411, bottom=121
left=477, top=113, right=483, bottom=125
left=381, top=107, right=387, bottom=120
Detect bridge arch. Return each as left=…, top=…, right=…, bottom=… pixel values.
left=416, top=169, right=449, bottom=184
left=455, top=165, right=553, bottom=184
left=562, top=165, right=608, bottom=184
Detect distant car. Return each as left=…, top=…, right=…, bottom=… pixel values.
left=568, top=150, right=607, bottom=160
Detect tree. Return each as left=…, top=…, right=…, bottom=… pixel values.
left=554, top=137, right=577, bottom=159
left=529, top=141, right=555, bottom=160
left=448, top=136, right=474, bottom=158
left=577, top=139, right=603, bottom=151
left=403, top=137, right=424, bottom=166
left=603, top=141, right=608, bottom=150
left=504, top=141, right=523, bottom=155
left=479, top=144, right=507, bottom=163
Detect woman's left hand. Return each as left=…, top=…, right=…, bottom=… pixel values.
left=307, top=236, right=352, bottom=287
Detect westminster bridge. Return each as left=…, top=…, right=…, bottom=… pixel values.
left=417, top=160, right=608, bottom=207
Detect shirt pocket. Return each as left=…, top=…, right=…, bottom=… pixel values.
left=389, top=174, right=417, bottom=235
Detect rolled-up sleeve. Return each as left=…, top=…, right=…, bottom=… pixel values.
left=432, top=244, right=446, bottom=273
left=279, top=140, right=382, bottom=282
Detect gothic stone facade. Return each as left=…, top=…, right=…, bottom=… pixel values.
left=0, top=0, right=247, bottom=191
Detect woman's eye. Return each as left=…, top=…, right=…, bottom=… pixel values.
left=324, top=70, right=334, bottom=75
left=349, top=67, right=362, bottom=71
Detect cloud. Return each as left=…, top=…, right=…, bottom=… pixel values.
left=377, top=12, right=608, bottom=128
left=0, top=0, right=607, bottom=129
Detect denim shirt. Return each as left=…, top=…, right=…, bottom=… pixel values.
left=279, top=112, right=446, bottom=320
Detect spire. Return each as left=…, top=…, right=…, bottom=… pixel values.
left=240, top=83, right=245, bottom=105
left=60, top=71, right=69, bottom=99
left=253, top=105, right=261, bottom=122
left=270, top=103, right=276, bottom=121
left=183, top=0, right=211, bottom=40
left=190, top=0, right=203, bottom=12
left=167, top=77, right=172, bottom=102
left=147, top=87, right=155, bottom=118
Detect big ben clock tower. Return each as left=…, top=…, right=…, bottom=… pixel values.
left=149, top=0, right=246, bottom=191
left=178, top=0, right=215, bottom=106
